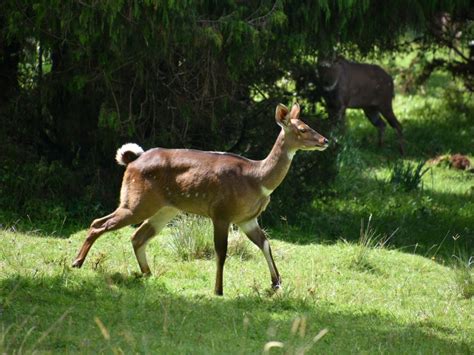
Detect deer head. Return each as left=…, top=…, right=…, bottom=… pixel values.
left=275, top=103, right=329, bottom=152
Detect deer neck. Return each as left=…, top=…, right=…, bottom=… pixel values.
left=258, top=129, right=296, bottom=195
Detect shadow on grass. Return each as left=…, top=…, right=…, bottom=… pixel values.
left=1, top=274, right=471, bottom=354
left=267, top=174, right=473, bottom=259
left=347, top=98, right=473, bottom=163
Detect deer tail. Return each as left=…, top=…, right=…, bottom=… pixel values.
left=115, top=143, right=144, bottom=166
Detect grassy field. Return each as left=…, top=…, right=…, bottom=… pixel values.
left=1, top=225, right=473, bottom=353
left=1, top=67, right=473, bottom=353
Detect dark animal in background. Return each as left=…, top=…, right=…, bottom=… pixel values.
left=317, top=56, right=404, bottom=154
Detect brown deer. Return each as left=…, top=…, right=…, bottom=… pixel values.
left=72, top=103, right=329, bottom=295
left=317, top=56, right=404, bottom=154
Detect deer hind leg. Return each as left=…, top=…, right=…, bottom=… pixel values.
left=238, top=219, right=281, bottom=289
left=212, top=219, right=230, bottom=296
left=379, top=104, right=404, bottom=155
left=72, top=207, right=138, bottom=268
left=363, top=107, right=386, bottom=148
left=131, top=207, right=179, bottom=275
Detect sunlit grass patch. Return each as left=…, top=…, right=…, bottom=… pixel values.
left=1, top=225, right=473, bottom=353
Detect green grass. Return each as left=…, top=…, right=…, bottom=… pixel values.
left=1, top=226, right=472, bottom=353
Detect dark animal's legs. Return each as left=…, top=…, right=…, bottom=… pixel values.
left=238, top=219, right=281, bottom=289
left=363, top=108, right=386, bottom=147
left=379, top=104, right=404, bottom=155
left=327, top=104, right=347, bottom=140
left=213, top=220, right=230, bottom=296
left=328, top=105, right=346, bottom=123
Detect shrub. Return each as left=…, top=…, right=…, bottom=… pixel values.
left=389, top=161, right=430, bottom=192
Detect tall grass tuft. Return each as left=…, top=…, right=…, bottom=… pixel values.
left=166, top=214, right=253, bottom=261
left=351, top=214, right=397, bottom=270
left=228, top=226, right=254, bottom=260
left=389, top=161, right=430, bottom=192
left=453, top=253, right=473, bottom=299
left=166, top=214, right=214, bottom=261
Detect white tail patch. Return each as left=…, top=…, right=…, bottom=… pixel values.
left=115, top=143, right=144, bottom=166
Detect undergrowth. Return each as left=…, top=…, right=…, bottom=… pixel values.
left=389, top=161, right=430, bottom=192
left=166, top=214, right=254, bottom=261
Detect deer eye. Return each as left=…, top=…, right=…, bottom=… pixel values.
left=298, top=127, right=307, bottom=133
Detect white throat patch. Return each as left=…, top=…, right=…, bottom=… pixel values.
left=323, top=77, right=339, bottom=91
left=287, top=149, right=296, bottom=160
left=261, top=186, right=273, bottom=197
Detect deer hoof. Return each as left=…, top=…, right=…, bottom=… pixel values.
left=71, top=259, right=83, bottom=268
left=272, top=283, right=282, bottom=291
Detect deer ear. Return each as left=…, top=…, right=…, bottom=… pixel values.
left=275, top=104, right=290, bottom=127
left=290, top=103, right=300, bottom=120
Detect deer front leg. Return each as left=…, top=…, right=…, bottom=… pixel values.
left=238, top=219, right=281, bottom=289
left=213, top=220, right=230, bottom=296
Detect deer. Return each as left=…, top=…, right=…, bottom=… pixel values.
left=72, top=103, right=329, bottom=295
left=317, top=56, right=404, bottom=154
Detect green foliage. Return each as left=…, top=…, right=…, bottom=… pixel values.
left=389, top=161, right=430, bottom=192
